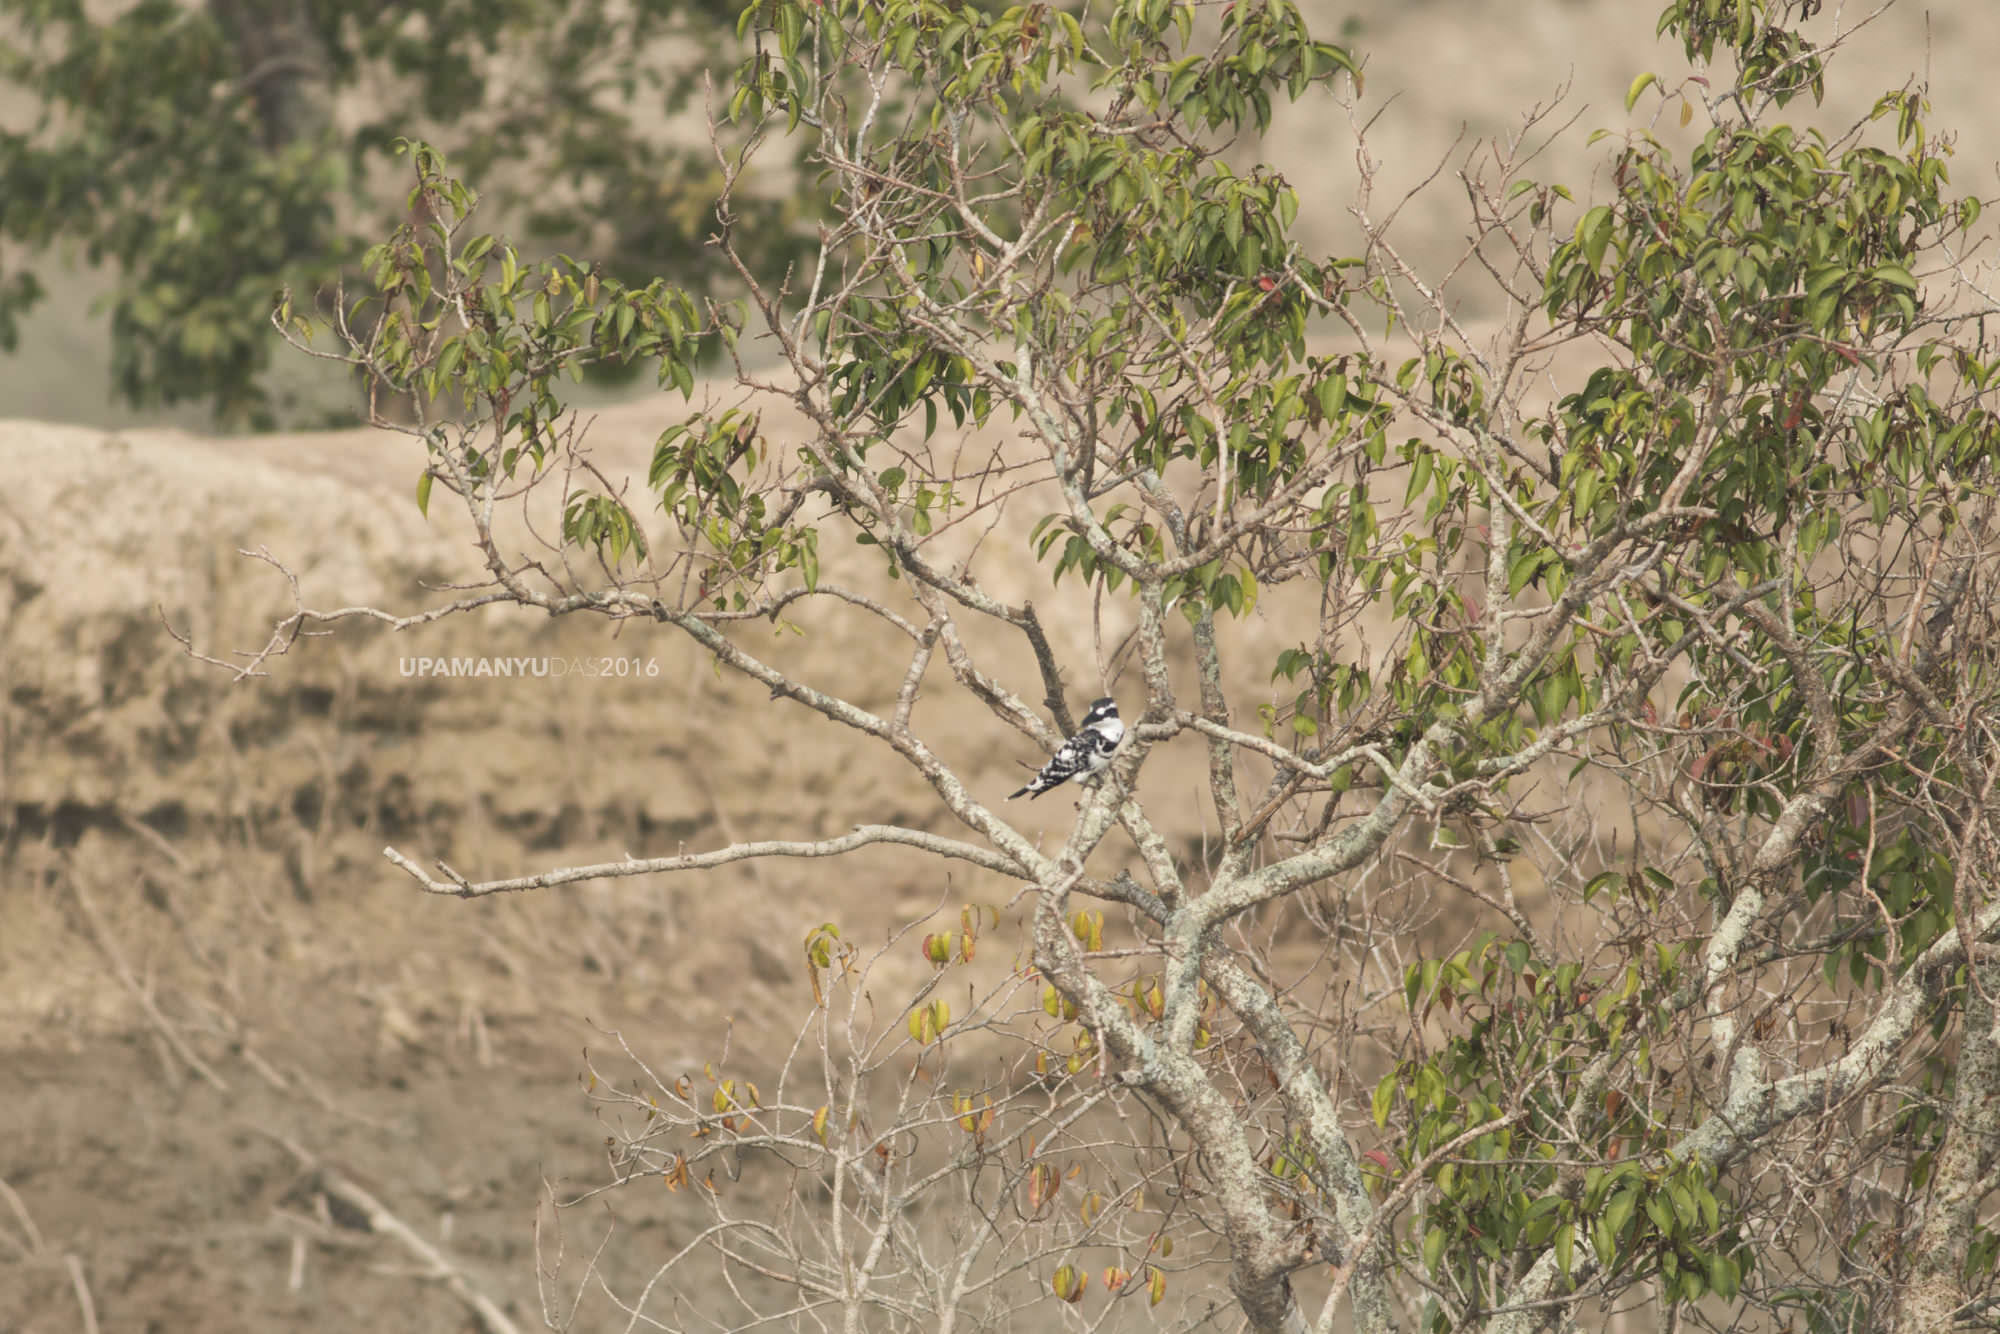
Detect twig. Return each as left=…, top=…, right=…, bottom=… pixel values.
left=239, top=1044, right=295, bottom=1093
left=118, top=811, right=196, bottom=876
left=260, top=1131, right=524, bottom=1334
left=65, top=1254, right=101, bottom=1334
left=0, top=1176, right=47, bottom=1256
left=68, top=865, right=231, bottom=1094
left=384, top=823, right=1026, bottom=897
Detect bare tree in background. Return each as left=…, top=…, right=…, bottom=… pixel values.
left=186, top=0, right=2000, bottom=1328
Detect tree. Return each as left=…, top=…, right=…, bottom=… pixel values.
left=185, top=0, right=2000, bottom=1328
left=0, top=0, right=813, bottom=424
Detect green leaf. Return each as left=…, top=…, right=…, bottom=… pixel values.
left=1603, top=1188, right=1637, bottom=1250
left=1708, top=1252, right=1740, bottom=1300
left=1592, top=1214, right=1615, bottom=1268
left=1873, top=263, right=1917, bottom=292
left=416, top=471, right=434, bottom=518
left=1571, top=467, right=1599, bottom=519
left=800, top=533, right=820, bottom=591
left=1405, top=450, right=1434, bottom=506
left=1578, top=205, right=1614, bottom=272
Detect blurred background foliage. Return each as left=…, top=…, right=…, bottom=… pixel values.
left=7, top=2, right=1999, bottom=432
left=0, top=0, right=818, bottom=427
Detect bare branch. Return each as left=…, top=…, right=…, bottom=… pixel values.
left=384, top=824, right=1030, bottom=898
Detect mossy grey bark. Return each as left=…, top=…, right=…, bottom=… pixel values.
left=1894, top=956, right=2000, bottom=1332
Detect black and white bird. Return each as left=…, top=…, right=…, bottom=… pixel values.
left=1007, top=697, right=1124, bottom=800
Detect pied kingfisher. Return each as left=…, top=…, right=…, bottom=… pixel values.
left=1007, top=697, right=1124, bottom=800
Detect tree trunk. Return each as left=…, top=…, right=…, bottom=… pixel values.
left=207, top=0, right=330, bottom=150
left=1894, top=956, right=2000, bottom=1331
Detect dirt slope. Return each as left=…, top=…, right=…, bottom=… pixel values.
left=0, top=387, right=1326, bottom=1328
